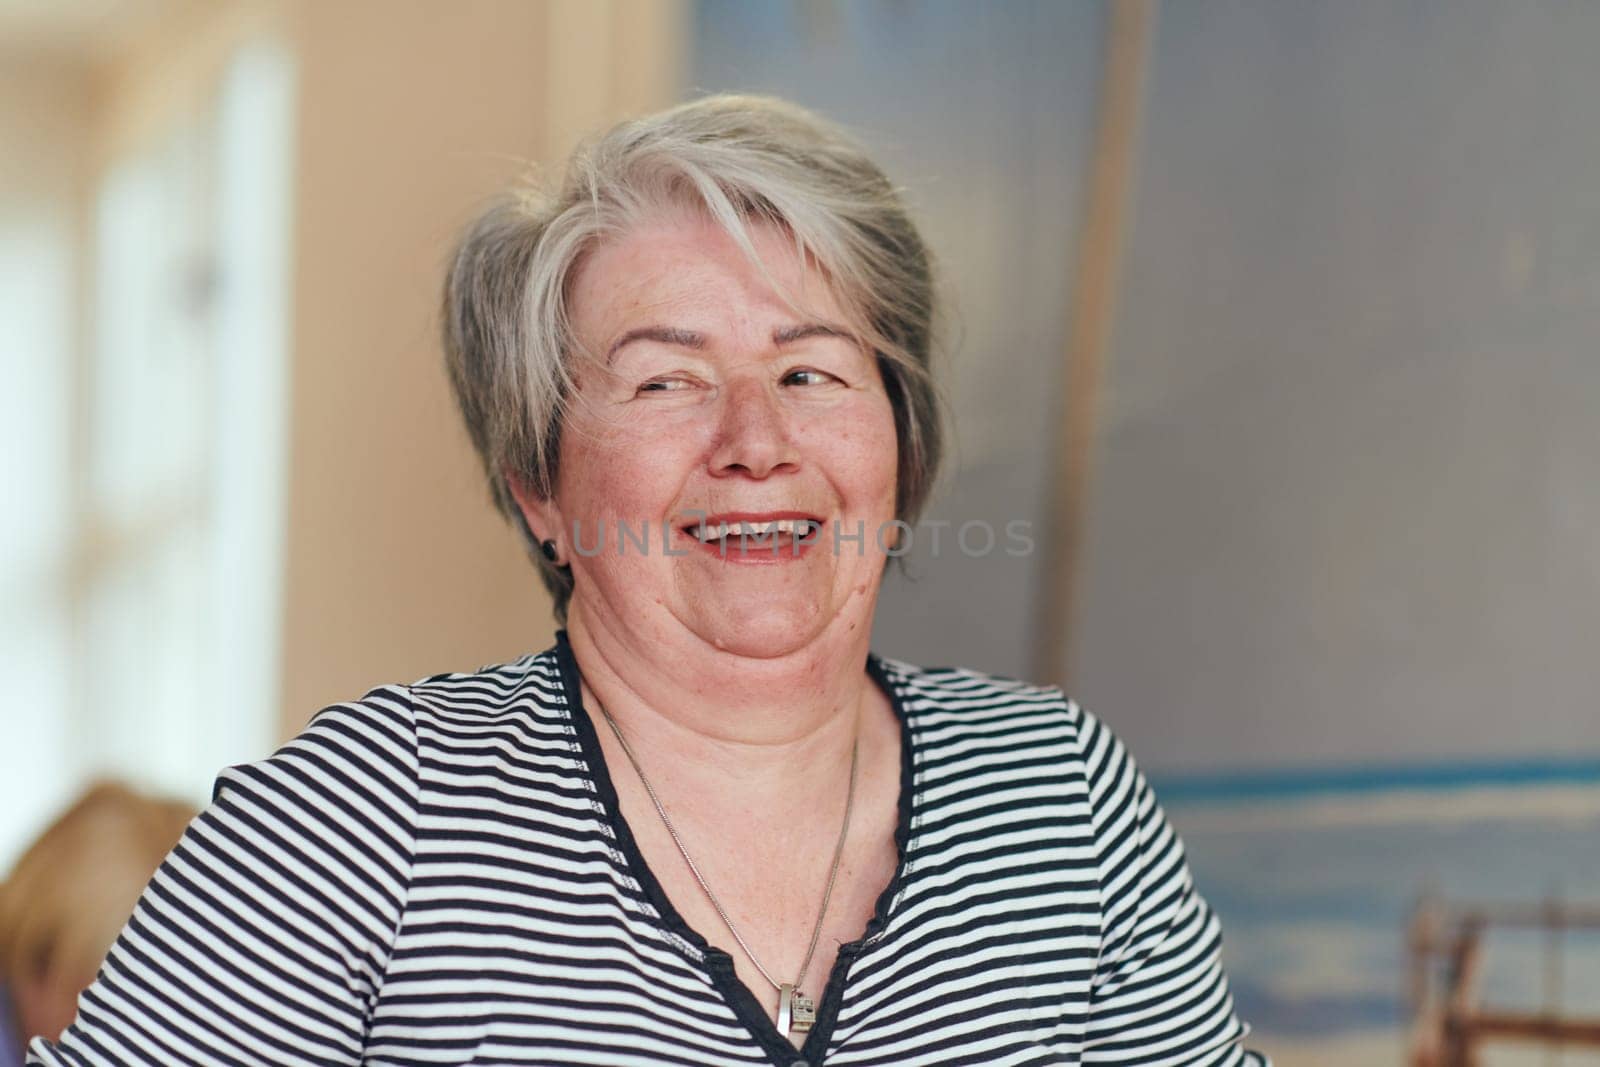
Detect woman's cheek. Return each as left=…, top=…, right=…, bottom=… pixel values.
left=593, top=440, right=689, bottom=517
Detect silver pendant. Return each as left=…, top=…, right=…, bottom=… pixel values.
left=778, top=983, right=816, bottom=1037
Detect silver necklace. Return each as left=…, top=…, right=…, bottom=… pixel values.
left=594, top=699, right=859, bottom=1039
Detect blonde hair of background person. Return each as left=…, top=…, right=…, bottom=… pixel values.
left=0, top=782, right=195, bottom=1051
left=26, top=95, right=1268, bottom=1066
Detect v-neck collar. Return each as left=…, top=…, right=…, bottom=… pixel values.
left=551, top=631, right=919, bottom=1066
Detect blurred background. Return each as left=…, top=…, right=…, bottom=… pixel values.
left=2, top=0, right=1597, bottom=1062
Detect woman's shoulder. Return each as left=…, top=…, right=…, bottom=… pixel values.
left=262, top=649, right=566, bottom=786
left=405, top=646, right=565, bottom=718
left=870, top=652, right=1090, bottom=741
left=279, top=648, right=560, bottom=741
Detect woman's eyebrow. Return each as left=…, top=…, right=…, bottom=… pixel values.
left=605, top=325, right=705, bottom=363
left=774, top=322, right=852, bottom=345
left=607, top=322, right=850, bottom=362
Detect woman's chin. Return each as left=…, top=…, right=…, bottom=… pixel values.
left=686, top=605, right=831, bottom=660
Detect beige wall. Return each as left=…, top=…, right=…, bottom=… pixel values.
left=276, top=0, right=686, bottom=736
left=9, top=0, right=689, bottom=742
left=0, top=57, right=92, bottom=862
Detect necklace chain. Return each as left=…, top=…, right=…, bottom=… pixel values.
left=594, top=700, right=859, bottom=996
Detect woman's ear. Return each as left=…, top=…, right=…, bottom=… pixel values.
left=504, top=469, right=563, bottom=556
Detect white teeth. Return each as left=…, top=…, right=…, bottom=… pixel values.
left=691, top=518, right=817, bottom=542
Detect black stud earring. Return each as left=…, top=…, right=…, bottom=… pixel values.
left=540, top=539, right=559, bottom=563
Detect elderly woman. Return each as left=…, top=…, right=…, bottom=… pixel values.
left=30, top=96, right=1265, bottom=1066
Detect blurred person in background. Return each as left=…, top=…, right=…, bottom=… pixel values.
left=28, top=95, right=1265, bottom=1065
left=0, top=782, right=195, bottom=1065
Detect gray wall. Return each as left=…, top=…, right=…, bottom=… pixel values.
left=1074, top=0, right=1600, bottom=771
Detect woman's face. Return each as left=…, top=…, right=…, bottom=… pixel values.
left=528, top=212, right=899, bottom=660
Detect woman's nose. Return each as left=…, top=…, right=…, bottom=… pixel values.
left=708, top=376, right=799, bottom=479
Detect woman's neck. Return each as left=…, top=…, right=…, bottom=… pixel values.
left=563, top=604, right=877, bottom=796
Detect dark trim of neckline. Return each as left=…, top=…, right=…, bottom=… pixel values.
left=549, top=629, right=918, bottom=1066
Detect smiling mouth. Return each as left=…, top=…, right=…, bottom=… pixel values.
left=680, top=514, right=825, bottom=556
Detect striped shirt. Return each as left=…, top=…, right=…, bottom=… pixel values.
left=30, top=634, right=1267, bottom=1066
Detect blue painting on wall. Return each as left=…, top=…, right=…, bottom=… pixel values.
left=1164, top=766, right=1600, bottom=1063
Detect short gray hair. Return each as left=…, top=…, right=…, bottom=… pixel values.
left=442, top=93, right=944, bottom=620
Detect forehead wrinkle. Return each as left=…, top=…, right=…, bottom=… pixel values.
left=580, top=222, right=860, bottom=368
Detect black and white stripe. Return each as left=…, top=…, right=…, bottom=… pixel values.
left=31, top=634, right=1267, bottom=1066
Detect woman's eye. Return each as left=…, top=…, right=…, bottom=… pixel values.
left=636, top=376, right=692, bottom=395
left=782, top=367, right=840, bottom=387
